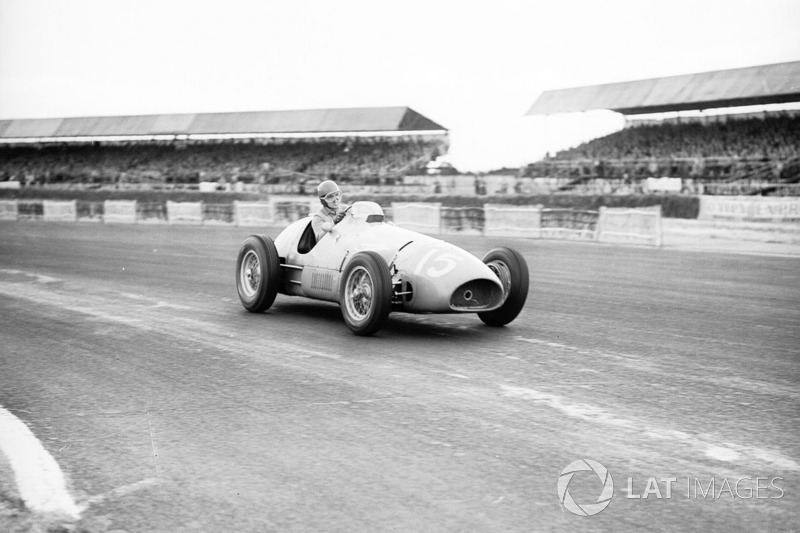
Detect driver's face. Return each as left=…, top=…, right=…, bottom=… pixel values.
left=323, top=190, right=341, bottom=209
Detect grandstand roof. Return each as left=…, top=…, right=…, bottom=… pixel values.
left=526, top=61, right=800, bottom=116
left=0, top=106, right=447, bottom=141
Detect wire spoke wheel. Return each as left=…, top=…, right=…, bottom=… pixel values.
left=345, top=266, right=374, bottom=321
left=239, top=250, right=261, bottom=298
left=478, top=247, right=529, bottom=327
left=339, top=251, right=391, bottom=335
left=486, top=260, right=512, bottom=301
left=235, top=235, right=280, bottom=313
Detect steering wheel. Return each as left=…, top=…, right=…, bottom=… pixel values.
left=335, top=205, right=352, bottom=223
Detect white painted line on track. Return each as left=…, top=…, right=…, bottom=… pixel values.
left=0, top=405, right=81, bottom=519
left=82, top=477, right=160, bottom=506
left=0, top=269, right=62, bottom=284
left=501, top=384, right=800, bottom=472
left=501, top=385, right=635, bottom=429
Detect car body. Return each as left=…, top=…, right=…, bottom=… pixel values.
left=236, top=201, right=529, bottom=335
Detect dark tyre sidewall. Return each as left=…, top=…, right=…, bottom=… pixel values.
left=339, top=251, right=392, bottom=336
left=236, top=235, right=280, bottom=312
left=478, top=247, right=529, bottom=327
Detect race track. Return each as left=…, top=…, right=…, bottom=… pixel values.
left=1, top=220, right=798, bottom=532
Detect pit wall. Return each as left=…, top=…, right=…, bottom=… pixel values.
left=0, top=198, right=664, bottom=246
left=391, top=203, right=662, bottom=246
left=698, top=195, right=800, bottom=222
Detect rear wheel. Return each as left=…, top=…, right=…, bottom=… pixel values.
left=339, top=251, right=392, bottom=335
left=236, top=235, right=281, bottom=312
left=478, top=247, right=529, bottom=327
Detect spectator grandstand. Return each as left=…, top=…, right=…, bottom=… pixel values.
left=524, top=61, right=800, bottom=196
left=0, top=136, right=445, bottom=191
left=2, top=63, right=800, bottom=199
left=0, top=107, right=448, bottom=194
left=523, top=111, right=800, bottom=195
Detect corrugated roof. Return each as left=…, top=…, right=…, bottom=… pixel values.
left=151, top=114, right=195, bottom=134
left=527, top=61, right=800, bottom=115
left=0, top=106, right=447, bottom=140
left=1, top=118, right=63, bottom=138
left=55, top=115, right=159, bottom=136
left=187, top=107, right=440, bottom=134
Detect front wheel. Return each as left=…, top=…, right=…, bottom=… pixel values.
left=236, top=235, right=281, bottom=312
left=339, top=251, right=392, bottom=336
left=478, top=247, right=529, bottom=327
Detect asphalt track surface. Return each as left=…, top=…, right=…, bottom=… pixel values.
left=1, top=220, right=798, bottom=532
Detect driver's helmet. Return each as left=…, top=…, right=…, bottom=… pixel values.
left=318, top=180, right=341, bottom=210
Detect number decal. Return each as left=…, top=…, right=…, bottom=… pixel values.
left=413, top=249, right=463, bottom=278
left=426, top=252, right=462, bottom=277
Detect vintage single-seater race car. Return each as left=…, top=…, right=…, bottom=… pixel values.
left=236, top=201, right=529, bottom=335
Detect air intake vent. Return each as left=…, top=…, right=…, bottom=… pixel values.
left=450, top=279, right=503, bottom=310
left=310, top=271, right=335, bottom=292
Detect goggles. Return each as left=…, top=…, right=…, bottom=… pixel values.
left=322, top=190, right=342, bottom=203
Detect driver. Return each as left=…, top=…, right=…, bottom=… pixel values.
left=311, top=180, right=348, bottom=241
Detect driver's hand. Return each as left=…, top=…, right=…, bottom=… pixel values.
left=334, top=212, right=345, bottom=224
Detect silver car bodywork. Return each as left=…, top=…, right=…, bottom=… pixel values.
left=273, top=201, right=506, bottom=314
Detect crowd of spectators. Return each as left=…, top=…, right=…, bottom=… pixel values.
left=0, top=136, right=445, bottom=190
left=523, top=112, right=800, bottom=186
left=3, top=112, right=800, bottom=198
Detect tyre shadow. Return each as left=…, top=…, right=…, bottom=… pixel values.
left=268, top=297, right=492, bottom=340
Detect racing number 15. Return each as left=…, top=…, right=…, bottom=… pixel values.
left=413, top=249, right=463, bottom=278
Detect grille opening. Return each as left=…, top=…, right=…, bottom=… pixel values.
left=450, top=279, right=502, bottom=310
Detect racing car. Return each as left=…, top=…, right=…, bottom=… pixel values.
left=236, top=201, right=529, bottom=336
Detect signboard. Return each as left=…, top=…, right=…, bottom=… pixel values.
left=391, top=203, right=441, bottom=234
left=596, top=206, right=662, bottom=246
left=484, top=205, right=542, bottom=238
left=699, top=195, right=800, bottom=221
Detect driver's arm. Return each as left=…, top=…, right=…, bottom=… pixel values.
left=334, top=204, right=350, bottom=224
left=311, top=213, right=329, bottom=241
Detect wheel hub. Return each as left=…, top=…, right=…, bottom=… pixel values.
left=346, top=267, right=373, bottom=320
left=240, top=251, right=261, bottom=297
left=487, top=260, right=512, bottom=302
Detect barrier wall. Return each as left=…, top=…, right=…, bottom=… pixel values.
left=103, top=200, right=137, bottom=224
left=441, top=206, right=484, bottom=235
left=203, top=203, right=235, bottom=225
left=391, top=202, right=441, bottom=234
left=0, top=197, right=665, bottom=247
left=540, top=208, right=598, bottom=241
left=43, top=200, right=78, bottom=222
left=17, top=200, right=43, bottom=221
left=483, top=205, right=542, bottom=238
left=270, top=196, right=318, bottom=223
left=699, top=195, right=800, bottom=222
left=137, top=202, right=167, bottom=224
left=167, top=201, right=203, bottom=225
left=0, top=200, right=18, bottom=220
left=596, top=206, right=662, bottom=246
left=235, top=201, right=274, bottom=227
left=77, top=201, right=104, bottom=222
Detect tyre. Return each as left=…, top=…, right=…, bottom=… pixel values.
left=236, top=235, right=281, bottom=313
left=339, top=251, right=392, bottom=336
left=478, top=247, right=529, bottom=327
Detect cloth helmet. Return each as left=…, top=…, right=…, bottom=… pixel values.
left=317, top=180, right=341, bottom=210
